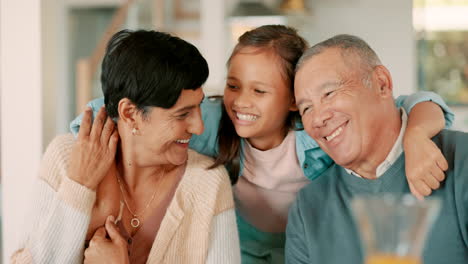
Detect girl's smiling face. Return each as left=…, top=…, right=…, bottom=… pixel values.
left=223, top=47, right=297, bottom=150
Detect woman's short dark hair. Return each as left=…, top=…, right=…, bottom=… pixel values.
left=101, top=29, right=209, bottom=118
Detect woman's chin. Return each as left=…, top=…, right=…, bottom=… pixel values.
left=166, top=152, right=189, bottom=166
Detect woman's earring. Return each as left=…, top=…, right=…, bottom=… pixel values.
left=132, top=127, right=138, bottom=135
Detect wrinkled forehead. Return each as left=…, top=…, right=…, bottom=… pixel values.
left=296, top=48, right=367, bottom=88
left=295, top=53, right=342, bottom=92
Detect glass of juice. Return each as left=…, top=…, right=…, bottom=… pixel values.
left=351, top=194, right=440, bottom=264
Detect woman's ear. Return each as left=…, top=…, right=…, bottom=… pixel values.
left=118, top=98, right=138, bottom=126
left=374, top=65, right=393, bottom=98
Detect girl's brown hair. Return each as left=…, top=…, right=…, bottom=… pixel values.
left=209, top=25, right=308, bottom=184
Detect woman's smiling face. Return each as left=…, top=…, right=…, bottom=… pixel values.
left=131, top=88, right=205, bottom=167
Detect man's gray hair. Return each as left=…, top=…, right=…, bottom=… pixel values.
left=295, top=34, right=382, bottom=74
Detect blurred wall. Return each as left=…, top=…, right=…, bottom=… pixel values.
left=1, top=0, right=42, bottom=262
left=296, top=0, right=414, bottom=97
left=42, top=0, right=61, bottom=149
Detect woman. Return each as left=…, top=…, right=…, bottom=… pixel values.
left=12, top=30, right=240, bottom=264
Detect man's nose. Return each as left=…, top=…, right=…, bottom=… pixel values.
left=311, top=106, right=333, bottom=128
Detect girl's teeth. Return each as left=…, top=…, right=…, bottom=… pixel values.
left=176, top=139, right=190, bottom=144
left=237, top=113, right=258, bottom=121
left=326, top=127, right=343, bottom=141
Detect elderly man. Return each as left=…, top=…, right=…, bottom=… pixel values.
left=285, top=34, right=468, bottom=263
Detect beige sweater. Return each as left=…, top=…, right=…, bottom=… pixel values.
left=11, top=134, right=240, bottom=263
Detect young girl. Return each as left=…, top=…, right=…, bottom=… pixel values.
left=71, top=25, right=453, bottom=264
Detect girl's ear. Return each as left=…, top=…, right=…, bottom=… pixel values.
left=118, top=98, right=138, bottom=126
left=289, top=97, right=298, bottom=111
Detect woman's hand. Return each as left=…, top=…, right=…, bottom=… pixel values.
left=68, top=106, right=119, bottom=190
left=84, top=215, right=129, bottom=264
left=403, top=126, right=448, bottom=200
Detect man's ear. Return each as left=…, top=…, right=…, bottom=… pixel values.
left=118, top=98, right=138, bottom=126
left=374, top=65, right=393, bottom=98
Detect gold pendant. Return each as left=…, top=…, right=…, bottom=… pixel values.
left=131, top=217, right=140, bottom=228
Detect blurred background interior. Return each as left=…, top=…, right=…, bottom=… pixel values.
left=2, top=0, right=468, bottom=262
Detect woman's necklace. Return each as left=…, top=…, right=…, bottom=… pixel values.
left=116, top=169, right=164, bottom=228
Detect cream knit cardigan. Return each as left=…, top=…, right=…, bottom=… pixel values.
left=11, top=134, right=240, bottom=263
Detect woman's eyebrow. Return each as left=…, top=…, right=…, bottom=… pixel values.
left=174, top=95, right=205, bottom=113
left=174, top=105, right=196, bottom=113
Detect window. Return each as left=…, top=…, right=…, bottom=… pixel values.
left=414, top=0, right=468, bottom=131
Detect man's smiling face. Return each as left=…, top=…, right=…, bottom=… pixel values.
left=294, top=48, right=384, bottom=169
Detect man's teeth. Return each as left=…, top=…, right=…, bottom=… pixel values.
left=176, top=139, right=190, bottom=144
left=325, top=127, right=343, bottom=141
left=237, top=113, right=258, bottom=121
